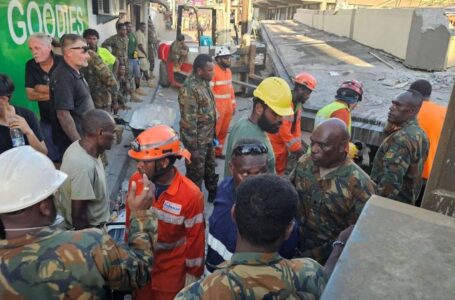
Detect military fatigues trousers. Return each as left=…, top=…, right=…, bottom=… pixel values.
left=186, top=143, right=218, bottom=193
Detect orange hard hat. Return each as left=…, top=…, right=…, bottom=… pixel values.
left=293, top=72, right=317, bottom=91
left=128, top=124, right=191, bottom=162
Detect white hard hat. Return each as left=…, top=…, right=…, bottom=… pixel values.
left=215, top=45, right=234, bottom=57
left=0, top=146, right=67, bottom=214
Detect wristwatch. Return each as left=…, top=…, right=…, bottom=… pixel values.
left=332, top=240, right=345, bottom=248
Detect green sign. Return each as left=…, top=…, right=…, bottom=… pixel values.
left=0, top=0, right=89, bottom=114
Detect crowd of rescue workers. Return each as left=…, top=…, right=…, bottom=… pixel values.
left=0, top=18, right=447, bottom=299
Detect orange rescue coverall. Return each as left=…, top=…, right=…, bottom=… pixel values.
left=211, top=63, right=235, bottom=156
left=417, top=100, right=447, bottom=179
left=126, top=169, right=205, bottom=300
left=268, top=103, right=303, bottom=175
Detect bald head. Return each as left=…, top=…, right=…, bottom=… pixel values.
left=310, top=118, right=349, bottom=168
left=315, top=118, right=350, bottom=141
left=400, top=90, right=423, bottom=108
left=388, top=90, right=423, bottom=125
left=82, top=109, right=115, bottom=136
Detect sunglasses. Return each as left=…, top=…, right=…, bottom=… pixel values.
left=232, top=143, right=268, bottom=156
left=70, top=46, right=90, bottom=53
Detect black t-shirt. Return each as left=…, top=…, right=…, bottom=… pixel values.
left=50, top=60, right=94, bottom=150
left=25, top=53, right=62, bottom=122
left=0, top=106, right=44, bottom=154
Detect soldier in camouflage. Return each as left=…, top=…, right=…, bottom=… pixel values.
left=178, top=54, right=219, bottom=202
left=0, top=146, right=157, bottom=299
left=102, top=23, right=130, bottom=105
left=102, top=23, right=129, bottom=72
left=176, top=174, right=330, bottom=299
left=147, top=17, right=159, bottom=76
left=290, top=118, right=376, bottom=263
left=169, top=34, right=189, bottom=67
left=371, top=90, right=429, bottom=205
left=81, top=49, right=119, bottom=112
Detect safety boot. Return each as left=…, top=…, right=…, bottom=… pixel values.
left=131, top=93, right=143, bottom=103
left=135, top=88, right=147, bottom=96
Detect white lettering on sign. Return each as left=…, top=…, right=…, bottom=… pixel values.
left=43, top=3, right=56, bottom=37
left=7, top=0, right=86, bottom=45
left=27, top=1, right=43, bottom=35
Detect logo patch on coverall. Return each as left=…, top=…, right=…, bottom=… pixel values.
left=163, top=200, right=182, bottom=215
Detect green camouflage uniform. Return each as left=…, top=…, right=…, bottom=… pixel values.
left=82, top=50, right=120, bottom=109
left=290, top=155, right=376, bottom=263
left=102, top=34, right=130, bottom=104
left=175, top=252, right=327, bottom=299
left=0, top=210, right=157, bottom=299
left=147, top=19, right=159, bottom=72
left=178, top=73, right=218, bottom=192
left=118, top=74, right=132, bottom=103
left=102, top=34, right=129, bottom=68
left=371, top=118, right=429, bottom=205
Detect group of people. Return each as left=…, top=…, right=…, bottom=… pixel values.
left=0, top=21, right=449, bottom=300
left=2, top=19, right=159, bottom=165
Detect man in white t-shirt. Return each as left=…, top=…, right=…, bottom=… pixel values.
left=59, top=109, right=116, bottom=229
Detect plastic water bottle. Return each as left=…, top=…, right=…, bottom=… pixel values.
left=10, top=128, right=25, bottom=147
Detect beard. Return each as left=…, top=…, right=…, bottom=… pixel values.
left=258, top=112, right=280, bottom=133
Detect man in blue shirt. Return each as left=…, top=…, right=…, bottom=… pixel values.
left=206, top=138, right=299, bottom=273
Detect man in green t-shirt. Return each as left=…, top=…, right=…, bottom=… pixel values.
left=59, top=110, right=116, bottom=229
left=224, top=77, right=294, bottom=176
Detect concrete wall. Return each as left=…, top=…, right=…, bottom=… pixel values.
left=294, top=9, right=314, bottom=26
left=323, top=9, right=354, bottom=38
left=294, top=7, right=455, bottom=70
left=353, top=8, right=414, bottom=60
left=405, top=8, right=454, bottom=70
left=313, top=11, right=324, bottom=30
left=86, top=0, right=117, bottom=44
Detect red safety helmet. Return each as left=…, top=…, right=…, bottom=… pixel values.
left=337, top=80, right=364, bottom=101
left=293, top=72, right=317, bottom=91
left=128, top=124, right=191, bottom=162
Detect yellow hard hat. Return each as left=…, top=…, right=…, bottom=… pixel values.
left=253, top=77, right=293, bottom=116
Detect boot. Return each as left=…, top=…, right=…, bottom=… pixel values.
left=147, top=80, right=156, bottom=88
left=135, top=88, right=147, bottom=96
left=131, top=93, right=143, bottom=103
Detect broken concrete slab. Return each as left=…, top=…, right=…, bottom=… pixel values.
left=405, top=8, right=454, bottom=71
left=321, top=195, right=455, bottom=300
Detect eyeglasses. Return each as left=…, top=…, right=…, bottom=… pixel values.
left=232, top=143, right=268, bottom=156
left=70, top=46, right=90, bottom=53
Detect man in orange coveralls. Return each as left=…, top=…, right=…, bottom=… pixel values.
left=268, top=72, right=317, bottom=175
left=211, top=45, right=236, bottom=158
left=126, top=124, right=205, bottom=300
